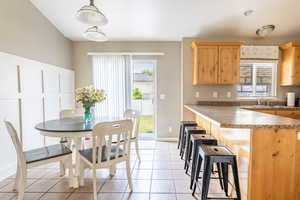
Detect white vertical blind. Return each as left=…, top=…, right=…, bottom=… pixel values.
left=93, top=55, right=132, bottom=117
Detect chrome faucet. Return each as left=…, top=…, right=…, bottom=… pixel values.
left=257, top=98, right=262, bottom=105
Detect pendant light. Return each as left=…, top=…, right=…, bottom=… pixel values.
left=83, top=26, right=108, bottom=42
left=76, top=0, right=108, bottom=26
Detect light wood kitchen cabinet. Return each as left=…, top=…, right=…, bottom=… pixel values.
left=192, top=42, right=243, bottom=85
left=218, top=46, right=240, bottom=84
left=280, top=42, right=300, bottom=86
left=192, top=45, right=218, bottom=85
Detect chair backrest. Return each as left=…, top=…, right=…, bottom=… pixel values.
left=123, top=109, right=140, bottom=138
left=60, top=108, right=84, bottom=119
left=92, top=120, right=133, bottom=165
left=4, top=121, right=26, bottom=166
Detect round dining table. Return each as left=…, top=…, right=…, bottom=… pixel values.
left=35, top=116, right=125, bottom=188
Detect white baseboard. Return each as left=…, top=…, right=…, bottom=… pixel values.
left=0, top=162, right=17, bottom=181
left=155, top=137, right=178, bottom=142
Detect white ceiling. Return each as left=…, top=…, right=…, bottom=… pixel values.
left=30, top=0, right=300, bottom=41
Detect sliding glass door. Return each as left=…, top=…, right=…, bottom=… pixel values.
left=93, top=56, right=157, bottom=139
left=132, top=60, right=156, bottom=139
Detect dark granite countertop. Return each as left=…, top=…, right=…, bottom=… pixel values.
left=184, top=105, right=300, bottom=129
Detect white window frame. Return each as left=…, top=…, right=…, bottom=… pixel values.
left=238, top=60, right=278, bottom=98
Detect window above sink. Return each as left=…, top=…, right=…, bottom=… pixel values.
left=237, top=61, right=277, bottom=98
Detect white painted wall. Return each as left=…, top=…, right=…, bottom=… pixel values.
left=0, top=52, right=75, bottom=180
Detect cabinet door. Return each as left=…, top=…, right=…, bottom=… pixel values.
left=218, top=46, right=240, bottom=84
left=61, top=93, right=75, bottom=110
left=0, top=100, right=20, bottom=178
left=21, top=98, right=44, bottom=151
left=280, top=47, right=295, bottom=85
left=44, top=94, right=60, bottom=145
left=292, top=47, right=300, bottom=85
left=193, top=46, right=218, bottom=85
left=60, top=70, right=75, bottom=93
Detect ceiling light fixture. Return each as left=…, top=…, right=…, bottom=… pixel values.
left=256, top=25, right=275, bottom=37
left=244, top=10, right=254, bottom=16
left=76, top=0, right=108, bottom=26
left=83, top=26, right=108, bottom=42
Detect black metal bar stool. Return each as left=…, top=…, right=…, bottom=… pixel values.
left=184, top=127, right=206, bottom=170
left=178, top=121, right=197, bottom=157
left=192, top=145, right=241, bottom=200
left=189, top=134, right=218, bottom=189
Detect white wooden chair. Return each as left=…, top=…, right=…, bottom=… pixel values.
left=124, top=109, right=141, bottom=162
left=59, top=108, right=84, bottom=147
left=60, top=108, right=84, bottom=119
left=78, top=120, right=133, bottom=200
left=4, top=121, right=73, bottom=200
left=59, top=109, right=84, bottom=176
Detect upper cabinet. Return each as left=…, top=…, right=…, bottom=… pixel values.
left=192, top=42, right=243, bottom=85
left=280, top=42, right=300, bottom=86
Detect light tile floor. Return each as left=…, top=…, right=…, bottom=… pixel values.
left=0, top=141, right=247, bottom=200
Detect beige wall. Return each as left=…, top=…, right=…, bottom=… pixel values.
left=73, top=41, right=181, bottom=138
left=0, top=0, right=72, bottom=69
left=182, top=37, right=300, bottom=119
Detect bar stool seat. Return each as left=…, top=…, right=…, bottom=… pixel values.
left=192, top=145, right=241, bottom=200
left=189, top=134, right=218, bottom=189
left=178, top=121, right=197, bottom=157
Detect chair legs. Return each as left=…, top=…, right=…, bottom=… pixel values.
left=67, top=157, right=74, bottom=188
left=92, top=167, right=97, bottom=200
left=126, top=160, right=133, bottom=192
left=79, top=160, right=86, bottom=187
left=13, top=163, right=20, bottom=192
left=17, top=168, right=27, bottom=200
left=59, top=161, right=66, bottom=177
left=135, top=140, right=141, bottom=162
left=109, top=165, right=117, bottom=177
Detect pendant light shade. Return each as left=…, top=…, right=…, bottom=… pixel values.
left=83, top=26, right=108, bottom=42
left=76, top=0, right=108, bottom=26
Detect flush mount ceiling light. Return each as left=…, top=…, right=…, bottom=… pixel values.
left=76, top=0, right=108, bottom=26
left=244, top=10, right=254, bottom=16
left=83, top=26, right=108, bottom=42
left=256, top=25, right=275, bottom=37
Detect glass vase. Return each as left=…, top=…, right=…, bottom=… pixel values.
left=84, top=107, right=93, bottom=123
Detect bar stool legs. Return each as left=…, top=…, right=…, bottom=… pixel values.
left=189, top=134, right=218, bottom=189
left=192, top=146, right=241, bottom=200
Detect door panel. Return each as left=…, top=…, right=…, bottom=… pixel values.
left=219, top=46, right=240, bottom=84
left=19, top=62, right=43, bottom=95
left=61, top=93, right=75, bottom=110
left=0, top=100, right=20, bottom=177
left=292, top=47, right=300, bottom=85
left=0, top=54, right=19, bottom=98
left=21, top=97, right=44, bottom=151
left=43, top=67, right=59, bottom=93
left=194, top=46, right=218, bottom=85
left=60, top=70, right=75, bottom=93
left=44, top=94, right=60, bottom=145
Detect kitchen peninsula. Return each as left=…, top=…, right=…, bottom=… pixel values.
left=185, top=104, right=300, bottom=200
